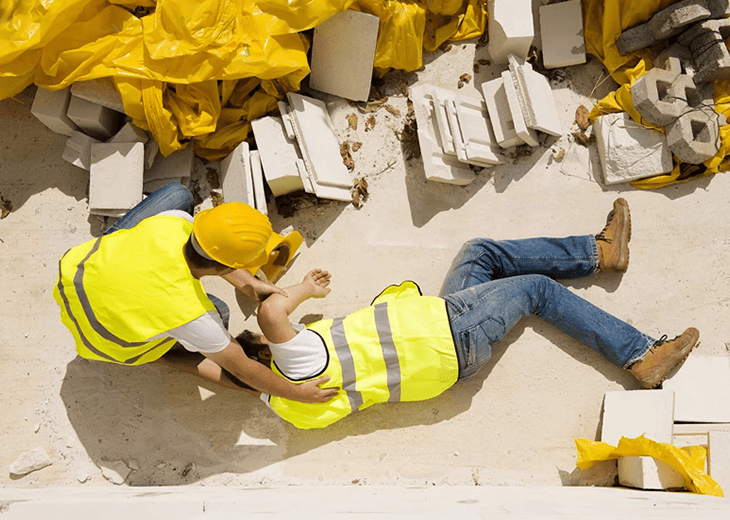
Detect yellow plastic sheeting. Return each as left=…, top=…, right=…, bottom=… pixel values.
left=583, top=0, right=730, bottom=188
left=575, top=436, right=723, bottom=497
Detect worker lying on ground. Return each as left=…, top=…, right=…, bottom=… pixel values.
left=53, top=182, right=337, bottom=404
left=234, top=198, right=699, bottom=429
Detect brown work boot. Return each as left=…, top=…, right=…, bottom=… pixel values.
left=596, top=198, right=631, bottom=272
left=629, top=328, right=700, bottom=388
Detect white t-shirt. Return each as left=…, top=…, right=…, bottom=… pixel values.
left=260, top=323, right=328, bottom=407
left=147, top=210, right=231, bottom=354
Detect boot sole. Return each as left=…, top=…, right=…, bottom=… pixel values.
left=613, top=198, right=631, bottom=272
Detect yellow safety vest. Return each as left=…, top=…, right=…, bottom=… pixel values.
left=269, top=281, right=459, bottom=429
left=52, top=216, right=216, bottom=365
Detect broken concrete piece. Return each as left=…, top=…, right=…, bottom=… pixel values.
left=70, top=78, right=125, bottom=114
left=650, top=0, right=711, bottom=40
left=481, top=77, right=524, bottom=148
left=707, top=0, right=730, bottom=17
left=100, top=460, right=131, bottom=485
left=500, top=70, right=539, bottom=147
left=708, top=431, right=730, bottom=491
left=251, top=116, right=305, bottom=196
left=508, top=55, right=563, bottom=137
left=654, top=44, right=697, bottom=76
left=66, top=95, right=122, bottom=140
left=618, top=456, right=685, bottom=490
left=219, top=141, right=255, bottom=207
left=30, top=87, right=79, bottom=136
left=250, top=150, right=268, bottom=216
left=663, top=355, right=730, bottom=422
left=144, top=146, right=195, bottom=183
left=62, top=131, right=101, bottom=171
left=666, top=109, right=721, bottom=164
left=109, top=122, right=148, bottom=144
left=616, top=22, right=656, bottom=56
left=488, top=0, right=534, bottom=64
left=9, top=447, right=52, bottom=476
left=310, top=10, right=379, bottom=102
left=593, top=113, right=673, bottom=185
left=538, top=1, right=586, bottom=69
left=89, top=142, right=144, bottom=214
left=631, top=67, right=684, bottom=127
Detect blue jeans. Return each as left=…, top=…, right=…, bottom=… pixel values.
left=440, top=237, right=655, bottom=381
left=102, top=183, right=231, bottom=330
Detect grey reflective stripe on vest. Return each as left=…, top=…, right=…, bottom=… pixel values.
left=373, top=303, right=402, bottom=402
left=73, top=238, right=148, bottom=348
left=330, top=317, right=363, bottom=413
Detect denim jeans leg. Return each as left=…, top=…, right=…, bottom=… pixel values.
left=103, top=183, right=194, bottom=235
left=206, top=294, right=230, bottom=331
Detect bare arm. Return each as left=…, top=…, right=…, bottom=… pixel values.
left=222, top=269, right=288, bottom=304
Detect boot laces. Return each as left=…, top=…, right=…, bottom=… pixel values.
left=596, top=210, right=616, bottom=242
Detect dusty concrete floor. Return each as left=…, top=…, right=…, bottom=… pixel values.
left=2, top=32, right=730, bottom=491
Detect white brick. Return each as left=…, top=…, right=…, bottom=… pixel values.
left=593, top=112, right=674, bottom=185
left=500, top=70, right=539, bottom=147
left=219, top=141, right=255, bottom=207
left=481, top=77, right=524, bottom=149
left=89, top=142, right=144, bottom=214
left=250, top=150, right=268, bottom=216
left=70, top=78, right=125, bottom=114
left=310, top=10, right=379, bottom=102
left=488, top=0, right=534, bottom=64
left=62, top=131, right=101, bottom=170
left=539, top=1, right=586, bottom=69
left=144, top=146, right=195, bottom=182
left=601, top=389, right=675, bottom=445
left=30, top=87, right=79, bottom=136
left=145, top=139, right=159, bottom=170
left=663, top=355, right=730, bottom=423
left=508, top=55, right=563, bottom=137
left=67, top=95, right=122, bottom=140
left=674, top=423, right=730, bottom=435
left=109, top=122, right=148, bottom=144
left=618, top=456, right=685, bottom=490
left=708, top=431, right=730, bottom=491
left=251, top=116, right=305, bottom=196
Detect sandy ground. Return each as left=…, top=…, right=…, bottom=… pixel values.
left=2, top=26, right=730, bottom=491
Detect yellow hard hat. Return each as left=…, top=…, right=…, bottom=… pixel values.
left=192, top=202, right=273, bottom=269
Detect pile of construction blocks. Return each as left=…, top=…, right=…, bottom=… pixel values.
left=600, top=354, right=730, bottom=491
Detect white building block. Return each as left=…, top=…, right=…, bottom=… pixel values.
left=30, top=87, right=79, bottom=136
left=539, top=0, right=586, bottom=69
left=250, top=150, right=268, bottom=216
left=251, top=116, right=304, bottom=196
left=593, top=112, right=674, bottom=185
left=663, top=354, right=730, bottom=423
left=66, top=95, right=122, bottom=140
left=89, top=142, right=144, bottom=214
left=488, top=0, right=534, bottom=64
left=617, top=456, right=685, bottom=490
left=708, top=431, right=730, bottom=492
left=508, top=55, right=563, bottom=137
left=62, top=131, right=101, bottom=170
left=109, top=122, right=148, bottom=144
left=219, top=141, right=255, bottom=207
left=310, top=10, right=379, bottom=102
left=674, top=423, right=730, bottom=435
left=144, top=146, right=195, bottom=183
left=500, top=70, right=539, bottom=147
left=145, top=139, right=159, bottom=170
left=70, top=78, right=126, bottom=114
left=481, top=77, right=524, bottom=149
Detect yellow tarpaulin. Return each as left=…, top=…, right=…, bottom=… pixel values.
left=0, top=0, right=486, bottom=160
left=575, top=435, right=723, bottom=497
left=583, top=0, right=730, bottom=188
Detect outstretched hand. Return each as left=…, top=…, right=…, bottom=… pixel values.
left=304, top=268, right=331, bottom=298
left=296, top=376, right=339, bottom=403
left=243, top=277, right=288, bottom=304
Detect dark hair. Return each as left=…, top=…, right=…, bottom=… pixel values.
left=236, top=330, right=271, bottom=368
left=183, top=235, right=228, bottom=270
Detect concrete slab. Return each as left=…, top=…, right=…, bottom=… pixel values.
left=66, top=95, right=122, bottom=140
left=30, top=87, right=79, bottom=136
left=480, top=77, right=524, bottom=148
left=70, top=78, right=126, bottom=114
left=309, top=10, right=379, bottom=102
left=488, top=0, right=534, bottom=64
left=539, top=1, right=586, bottom=69
left=500, top=70, right=539, bottom=147
left=663, top=354, right=730, bottom=422
left=89, top=142, right=144, bottom=213
left=219, top=141, right=255, bottom=207
left=250, top=150, right=268, bottom=216
left=708, top=431, right=730, bottom=491
left=508, top=55, right=563, bottom=137
left=601, top=389, right=675, bottom=445
left=144, top=146, right=195, bottom=182
left=617, top=456, right=685, bottom=490
left=143, top=178, right=184, bottom=195
left=251, top=115, right=305, bottom=196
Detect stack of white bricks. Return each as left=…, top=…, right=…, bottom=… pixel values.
left=218, top=141, right=268, bottom=215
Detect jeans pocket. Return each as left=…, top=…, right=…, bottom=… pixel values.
left=456, top=324, right=492, bottom=380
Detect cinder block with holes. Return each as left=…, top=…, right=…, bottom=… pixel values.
left=650, top=0, right=711, bottom=40
left=666, top=108, right=721, bottom=164
left=631, top=69, right=686, bottom=126
left=488, top=0, right=534, bottom=64
left=655, top=44, right=696, bottom=76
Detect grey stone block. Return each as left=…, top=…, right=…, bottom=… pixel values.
left=678, top=18, right=730, bottom=83
left=695, top=42, right=730, bottom=83
left=616, top=22, right=656, bottom=55
left=667, top=74, right=714, bottom=112
left=651, top=0, right=711, bottom=40
left=655, top=44, right=696, bottom=76
left=678, top=18, right=730, bottom=46
left=631, top=67, right=685, bottom=126
left=666, top=108, right=721, bottom=164
left=707, top=0, right=730, bottom=18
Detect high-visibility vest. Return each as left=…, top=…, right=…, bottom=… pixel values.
left=53, top=216, right=216, bottom=365
left=269, top=281, right=459, bottom=429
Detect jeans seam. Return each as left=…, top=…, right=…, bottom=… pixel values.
left=623, top=336, right=655, bottom=369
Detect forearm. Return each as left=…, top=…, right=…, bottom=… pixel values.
left=262, top=281, right=313, bottom=316
left=222, top=269, right=256, bottom=291
left=226, top=356, right=304, bottom=400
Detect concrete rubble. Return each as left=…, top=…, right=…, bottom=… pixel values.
left=8, top=447, right=52, bottom=477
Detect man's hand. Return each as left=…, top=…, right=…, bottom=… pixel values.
left=303, top=269, right=331, bottom=299
left=224, top=269, right=288, bottom=304
left=295, top=376, right=339, bottom=403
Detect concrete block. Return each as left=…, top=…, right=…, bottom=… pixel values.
left=616, top=22, right=656, bottom=56
left=251, top=116, right=305, bottom=196
left=89, top=142, right=144, bottom=214
left=708, top=431, right=730, bottom=491
left=144, top=146, right=195, bottom=183
left=538, top=1, right=586, bottom=69
left=30, top=87, right=79, bottom=136
left=109, top=122, right=148, bottom=144
left=143, top=178, right=184, bottom=194
left=674, top=423, right=730, bottom=434
left=310, top=10, right=379, bottom=102
left=618, top=456, right=685, bottom=490
left=654, top=44, right=696, bottom=76
left=673, top=433, right=709, bottom=449
left=593, top=113, right=674, bottom=184
left=650, top=0, right=711, bottom=40
left=8, top=447, right=52, bottom=477
left=707, top=0, right=730, bottom=17
left=666, top=108, right=721, bottom=164
left=250, top=150, right=268, bottom=216
left=679, top=18, right=730, bottom=83
left=508, top=55, right=563, bottom=137
left=480, top=77, right=524, bottom=148
left=663, top=354, right=730, bottom=422
left=631, top=69, right=686, bottom=127
left=67, top=95, right=123, bottom=140
left=70, top=78, right=125, bottom=114
left=62, top=131, right=101, bottom=170
left=500, top=70, right=539, bottom=147
left=145, top=139, right=159, bottom=170
left=601, top=389, right=675, bottom=446
left=219, top=141, right=255, bottom=207
left=488, top=0, right=534, bottom=64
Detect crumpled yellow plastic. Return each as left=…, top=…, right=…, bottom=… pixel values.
left=575, top=435, right=723, bottom=497
left=583, top=0, right=730, bottom=189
